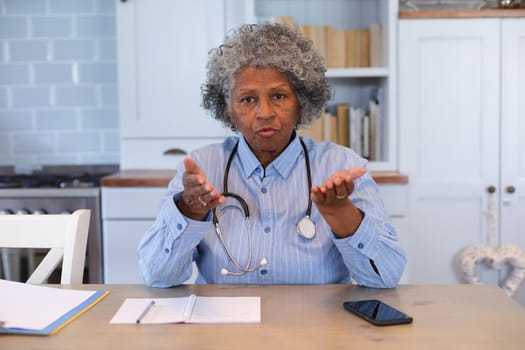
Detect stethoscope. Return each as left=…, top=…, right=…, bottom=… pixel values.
left=212, top=137, right=316, bottom=276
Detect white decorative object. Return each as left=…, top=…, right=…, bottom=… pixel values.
left=458, top=244, right=525, bottom=297
left=458, top=192, right=525, bottom=297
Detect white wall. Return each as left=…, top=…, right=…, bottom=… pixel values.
left=0, top=0, right=119, bottom=173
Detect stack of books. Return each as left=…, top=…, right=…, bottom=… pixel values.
left=299, top=88, right=383, bottom=161
left=273, top=16, right=382, bottom=68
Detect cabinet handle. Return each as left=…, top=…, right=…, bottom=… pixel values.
left=506, top=185, right=516, bottom=194
left=163, top=148, right=187, bottom=156
left=486, top=186, right=496, bottom=194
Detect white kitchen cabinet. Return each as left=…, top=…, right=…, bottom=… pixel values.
left=102, top=219, right=152, bottom=284
left=102, top=186, right=199, bottom=284
left=116, top=0, right=231, bottom=169
left=101, top=187, right=166, bottom=283
left=398, top=18, right=525, bottom=305
left=238, top=0, right=399, bottom=171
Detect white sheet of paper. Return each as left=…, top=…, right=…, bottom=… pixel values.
left=110, top=296, right=260, bottom=324
left=190, top=296, right=261, bottom=323
left=0, top=279, right=98, bottom=330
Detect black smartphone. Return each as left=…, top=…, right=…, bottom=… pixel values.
left=343, top=299, right=413, bottom=326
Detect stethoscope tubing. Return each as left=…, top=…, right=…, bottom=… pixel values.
left=212, top=136, right=313, bottom=276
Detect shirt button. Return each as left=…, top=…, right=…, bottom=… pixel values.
left=176, top=223, right=183, bottom=230
left=357, top=242, right=364, bottom=249
left=261, top=187, right=267, bottom=194
left=264, top=227, right=271, bottom=233
left=260, top=269, right=267, bottom=275
left=164, top=248, right=170, bottom=254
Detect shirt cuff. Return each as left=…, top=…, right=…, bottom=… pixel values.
left=161, top=191, right=213, bottom=242
left=333, top=209, right=379, bottom=257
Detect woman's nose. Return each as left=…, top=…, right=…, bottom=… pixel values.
left=255, top=98, right=275, bottom=119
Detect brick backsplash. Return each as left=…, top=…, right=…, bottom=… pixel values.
left=0, top=0, right=119, bottom=173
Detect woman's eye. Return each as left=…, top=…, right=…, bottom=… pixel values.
left=273, top=93, right=285, bottom=100
left=240, top=96, right=255, bottom=104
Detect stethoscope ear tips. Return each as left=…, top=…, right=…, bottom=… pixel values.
left=220, top=258, right=268, bottom=276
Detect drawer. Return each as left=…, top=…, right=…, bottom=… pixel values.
left=120, top=138, right=226, bottom=170
left=101, top=187, right=166, bottom=219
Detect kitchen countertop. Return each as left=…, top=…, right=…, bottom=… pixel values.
left=101, top=170, right=409, bottom=187
left=400, top=8, right=525, bottom=18
left=100, top=170, right=177, bottom=187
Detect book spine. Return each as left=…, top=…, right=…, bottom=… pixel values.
left=369, top=24, right=382, bottom=67
left=325, top=26, right=346, bottom=68
left=336, top=103, right=350, bottom=147
left=359, top=28, right=370, bottom=67
left=345, top=29, right=357, bottom=68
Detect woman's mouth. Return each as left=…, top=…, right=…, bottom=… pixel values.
left=257, top=128, right=278, bottom=138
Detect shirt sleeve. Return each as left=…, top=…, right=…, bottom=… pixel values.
left=138, top=181, right=213, bottom=288
left=332, top=172, right=407, bottom=288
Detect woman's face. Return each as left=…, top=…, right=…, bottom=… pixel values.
left=227, top=67, right=300, bottom=167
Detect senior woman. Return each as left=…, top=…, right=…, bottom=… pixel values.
left=138, top=23, right=406, bottom=287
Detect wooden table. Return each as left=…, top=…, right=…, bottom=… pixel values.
left=3, top=284, right=525, bottom=349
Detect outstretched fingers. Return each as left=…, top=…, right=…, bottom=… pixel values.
left=311, top=166, right=366, bottom=205
left=181, top=157, right=224, bottom=211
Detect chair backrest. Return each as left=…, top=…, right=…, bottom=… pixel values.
left=0, top=209, right=90, bottom=284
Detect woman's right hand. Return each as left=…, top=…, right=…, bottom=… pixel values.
left=176, top=157, right=225, bottom=221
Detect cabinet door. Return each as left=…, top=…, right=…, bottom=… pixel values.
left=500, top=19, right=525, bottom=306
left=101, top=187, right=166, bottom=283
left=399, top=19, right=500, bottom=284
left=103, top=220, right=152, bottom=284
left=500, top=19, right=525, bottom=248
left=117, top=0, right=228, bottom=138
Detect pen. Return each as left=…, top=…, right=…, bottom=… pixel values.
left=183, top=294, right=197, bottom=323
left=136, top=300, right=155, bottom=324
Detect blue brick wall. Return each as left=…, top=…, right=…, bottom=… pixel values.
left=0, top=0, right=119, bottom=173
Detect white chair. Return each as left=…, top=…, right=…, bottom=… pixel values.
left=0, top=209, right=90, bottom=284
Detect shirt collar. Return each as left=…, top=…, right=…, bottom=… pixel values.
left=236, top=132, right=304, bottom=180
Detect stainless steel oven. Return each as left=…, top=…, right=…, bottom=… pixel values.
left=0, top=165, right=118, bottom=283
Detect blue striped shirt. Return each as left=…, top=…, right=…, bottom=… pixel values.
left=138, top=135, right=406, bottom=287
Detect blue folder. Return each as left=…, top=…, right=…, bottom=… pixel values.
left=0, top=289, right=109, bottom=336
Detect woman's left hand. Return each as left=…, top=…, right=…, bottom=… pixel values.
left=310, top=166, right=366, bottom=237
left=311, top=166, right=366, bottom=205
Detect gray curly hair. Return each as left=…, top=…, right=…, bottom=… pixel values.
left=201, top=23, right=332, bottom=131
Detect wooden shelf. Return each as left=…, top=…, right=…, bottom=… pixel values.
left=325, top=67, right=389, bottom=78
left=399, top=9, right=525, bottom=18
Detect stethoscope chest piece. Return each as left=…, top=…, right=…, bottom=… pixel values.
left=297, top=216, right=316, bottom=240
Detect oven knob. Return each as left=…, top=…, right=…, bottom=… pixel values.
left=33, top=208, right=48, bottom=215
left=15, top=208, right=30, bottom=215
left=0, top=209, right=14, bottom=215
